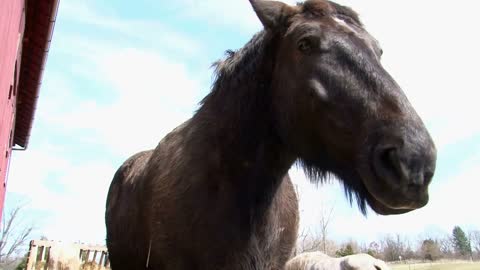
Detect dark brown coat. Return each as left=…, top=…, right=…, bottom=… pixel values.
left=105, top=1, right=436, bottom=269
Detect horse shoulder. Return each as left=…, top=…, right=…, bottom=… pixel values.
left=106, top=150, right=153, bottom=217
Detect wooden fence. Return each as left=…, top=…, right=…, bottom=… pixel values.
left=25, top=240, right=110, bottom=270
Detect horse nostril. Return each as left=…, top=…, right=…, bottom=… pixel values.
left=375, top=144, right=434, bottom=188
left=375, top=146, right=410, bottom=184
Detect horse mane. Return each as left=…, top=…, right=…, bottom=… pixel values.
left=199, top=31, right=273, bottom=111
left=195, top=30, right=278, bottom=158
left=196, top=1, right=369, bottom=215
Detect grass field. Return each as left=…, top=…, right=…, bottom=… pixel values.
left=390, top=262, right=480, bottom=270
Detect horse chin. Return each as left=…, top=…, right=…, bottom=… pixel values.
left=343, top=172, right=416, bottom=215
left=365, top=191, right=416, bottom=215
left=302, top=157, right=419, bottom=215
left=358, top=161, right=429, bottom=215
left=355, top=148, right=426, bottom=215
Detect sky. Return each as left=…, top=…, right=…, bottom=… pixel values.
left=4, top=0, right=480, bottom=249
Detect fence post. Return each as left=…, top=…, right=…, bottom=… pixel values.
left=98, top=252, right=105, bottom=269
left=93, top=250, right=98, bottom=263
left=25, top=240, right=37, bottom=270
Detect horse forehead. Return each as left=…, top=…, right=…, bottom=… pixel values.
left=332, top=15, right=380, bottom=50
left=289, top=15, right=367, bottom=37
left=332, top=15, right=371, bottom=38
left=333, top=16, right=358, bottom=33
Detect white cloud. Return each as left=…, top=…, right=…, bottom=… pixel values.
left=39, top=35, right=203, bottom=157
left=40, top=161, right=116, bottom=244
left=58, top=47, right=200, bottom=157
left=7, top=149, right=116, bottom=244
left=58, top=0, right=203, bottom=56
left=172, top=0, right=263, bottom=32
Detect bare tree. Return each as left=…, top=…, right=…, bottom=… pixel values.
left=297, top=228, right=322, bottom=254
left=296, top=228, right=338, bottom=256
left=294, top=184, right=336, bottom=256
left=438, top=235, right=454, bottom=258
left=469, top=230, right=480, bottom=259
left=380, top=234, right=406, bottom=262
left=318, top=203, right=335, bottom=254
left=0, top=205, right=33, bottom=266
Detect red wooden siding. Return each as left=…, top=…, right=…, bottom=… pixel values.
left=0, top=0, right=25, bottom=223
left=0, top=0, right=59, bottom=223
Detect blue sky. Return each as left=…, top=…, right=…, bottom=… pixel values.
left=5, top=0, right=480, bottom=248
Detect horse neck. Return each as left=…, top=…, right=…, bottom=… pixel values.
left=184, top=32, right=295, bottom=217
left=187, top=103, right=295, bottom=222
left=191, top=81, right=295, bottom=175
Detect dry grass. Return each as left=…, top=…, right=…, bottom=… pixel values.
left=390, top=261, right=480, bottom=270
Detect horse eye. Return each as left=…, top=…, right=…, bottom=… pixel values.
left=297, top=38, right=312, bottom=54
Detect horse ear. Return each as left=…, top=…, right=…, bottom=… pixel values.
left=249, top=0, right=296, bottom=29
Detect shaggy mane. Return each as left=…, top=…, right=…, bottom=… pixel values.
left=201, top=31, right=272, bottom=107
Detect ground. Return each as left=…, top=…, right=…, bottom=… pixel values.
left=390, top=261, right=480, bottom=270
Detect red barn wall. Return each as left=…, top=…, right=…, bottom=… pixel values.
left=0, top=0, right=25, bottom=219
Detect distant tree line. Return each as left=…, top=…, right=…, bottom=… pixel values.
left=297, top=225, right=480, bottom=262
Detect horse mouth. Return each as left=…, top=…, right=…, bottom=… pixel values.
left=361, top=168, right=429, bottom=215
left=364, top=191, right=416, bottom=215
left=354, top=143, right=430, bottom=215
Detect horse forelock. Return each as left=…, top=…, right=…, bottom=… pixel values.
left=326, top=1, right=362, bottom=26
left=301, top=0, right=334, bottom=16
left=295, top=0, right=362, bottom=27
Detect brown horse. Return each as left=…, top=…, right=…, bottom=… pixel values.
left=105, top=1, right=437, bottom=269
